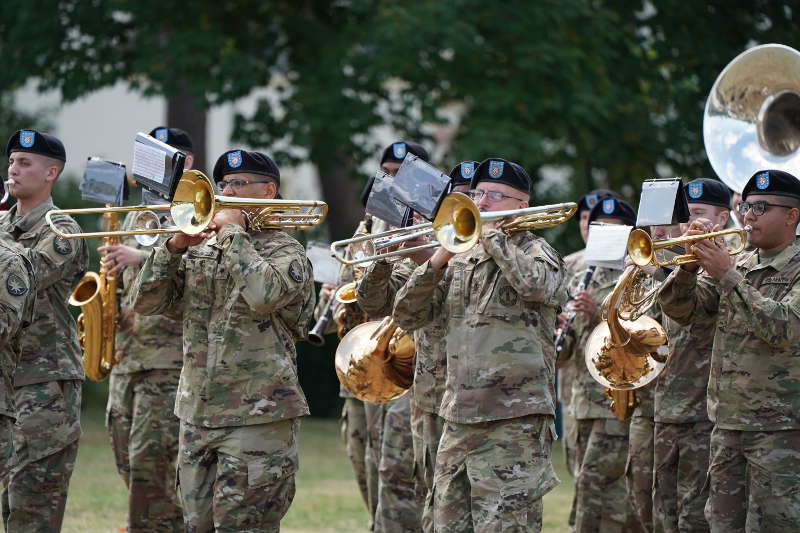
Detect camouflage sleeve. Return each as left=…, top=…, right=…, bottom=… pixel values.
left=0, top=254, right=34, bottom=343
left=218, top=224, right=310, bottom=315
left=356, top=260, right=414, bottom=319
left=6, top=218, right=87, bottom=290
left=481, top=230, right=567, bottom=308
left=717, top=268, right=800, bottom=348
left=392, top=260, right=447, bottom=331
left=131, top=242, right=185, bottom=317
left=658, top=267, right=720, bottom=326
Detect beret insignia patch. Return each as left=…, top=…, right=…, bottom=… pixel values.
left=53, top=236, right=72, bottom=255
left=602, top=198, right=616, bottom=215
left=20, top=130, right=35, bottom=148
left=460, top=162, right=474, bottom=180
left=155, top=128, right=168, bottom=142
left=6, top=273, right=27, bottom=296
left=392, top=143, right=407, bottom=160
left=288, top=259, right=303, bottom=283
left=498, top=284, right=518, bottom=307
left=489, top=160, right=504, bottom=178
left=688, top=182, right=703, bottom=199
left=585, top=193, right=598, bottom=209
left=227, top=150, right=242, bottom=169
left=756, top=172, right=770, bottom=189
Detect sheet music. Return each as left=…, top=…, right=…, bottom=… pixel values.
left=306, top=241, right=340, bottom=285
left=133, top=141, right=166, bottom=185
left=584, top=224, right=632, bottom=270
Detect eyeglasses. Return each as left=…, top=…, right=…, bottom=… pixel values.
left=219, top=178, right=273, bottom=191
left=737, top=200, right=797, bottom=217
left=468, top=189, right=527, bottom=203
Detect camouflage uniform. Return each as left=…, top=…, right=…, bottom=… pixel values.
left=559, top=248, right=584, bottom=478
left=358, top=258, right=446, bottom=532
left=653, top=301, right=714, bottom=533
left=106, top=214, right=184, bottom=532
left=394, top=229, right=567, bottom=532
left=0, top=243, right=36, bottom=481
left=132, top=224, right=314, bottom=532
left=659, top=239, right=800, bottom=532
left=0, top=199, right=88, bottom=533
left=559, top=265, right=633, bottom=533
left=626, top=384, right=655, bottom=533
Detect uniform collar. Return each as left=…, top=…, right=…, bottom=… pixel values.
left=756, top=237, right=800, bottom=272
left=9, top=197, right=55, bottom=233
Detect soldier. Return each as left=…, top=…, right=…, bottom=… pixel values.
left=0, top=244, right=36, bottom=481
left=0, top=130, right=89, bottom=532
left=98, top=127, right=194, bottom=531
left=353, top=161, right=475, bottom=533
left=132, top=149, right=315, bottom=532
left=394, top=158, right=567, bottom=532
left=652, top=179, right=730, bottom=533
left=316, top=140, right=429, bottom=529
left=559, top=196, right=638, bottom=533
left=659, top=169, right=800, bottom=531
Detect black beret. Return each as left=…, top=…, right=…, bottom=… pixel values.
left=149, top=126, right=194, bottom=152
left=380, top=141, right=430, bottom=165
left=684, top=178, right=731, bottom=208
left=742, top=169, right=800, bottom=201
left=588, top=196, right=636, bottom=227
left=7, top=129, right=66, bottom=162
left=470, top=158, right=532, bottom=195
left=449, top=161, right=480, bottom=187
left=578, top=188, right=622, bottom=214
left=212, top=150, right=280, bottom=184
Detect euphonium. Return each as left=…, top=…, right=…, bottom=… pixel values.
left=69, top=210, right=119, bottom=382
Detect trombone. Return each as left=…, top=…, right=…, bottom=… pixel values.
left=331, top=193, right=577, bottom=265
left=45, top=170, right=328, bottom=239
left=627, top=226, right=751, bottom=267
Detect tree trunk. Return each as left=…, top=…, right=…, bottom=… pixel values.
left=166, top=87, right=207, bottom=173
left=314, top=145, right=365, bottom=241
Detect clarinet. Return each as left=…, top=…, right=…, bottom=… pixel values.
left=308, top=296, right=335, bottom=347
left=554, top=265, right=597, bottom=356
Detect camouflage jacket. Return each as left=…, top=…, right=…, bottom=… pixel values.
left=132, top=224, right=314, bottom=428
left=0, top=244, right=36, bottom=418
left=563, top=248, right=585, bottom=276
left=113, top=213, right=183, bottom=374
left=654, top=309, right=713, bottom=424
left=559, top=265, right=621, bottom=420
left=357, top=258, right=446, bottom=414
left=393, top=229, right=568, bottom=424
left=0, top=198, right=87, bottom=387
left=659, top=238, right=800, bottom=431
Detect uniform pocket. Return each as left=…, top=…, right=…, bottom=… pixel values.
left=247, top=454, right=299, bottom=489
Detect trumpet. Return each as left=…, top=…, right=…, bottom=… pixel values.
left=627, top=226, right=751, bottom=267
left=45, top=170, right=328, bottom=239
left=331, top=193, right=577, bottom=265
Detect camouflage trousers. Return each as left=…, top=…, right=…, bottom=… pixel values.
left=410, top=403, right=444, bottom=533
left=0, top=415, right=13, bottom=480
left=365, top=400, right=387, bottom=529
left=1, top=380, right=82, bottom=533
left=626, top=416, right=654, bottom=533
left=106, top=369, right=183, bottom=532
left=557, top=366, right=579, bottom=477
left=340, top=397, right=369, bottom=512
left=705, top=427, right=800, bottom=532
left=374, top=393, right=422, bottom=533
left=653, top=421, right=711, bottom=533
left=573, top=418, right=632, bottom=533
left=434, top=414, right=559, bottom=533
left=177, top=417, right=300, bottom=533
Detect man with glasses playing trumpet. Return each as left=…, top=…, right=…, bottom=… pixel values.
left=393, top=158, right=568, bottom=532
left=658, top=169, right=800, bottom=531
left=0, top=129, right=89, bottom=532
left=132, top=149, right=316, bottom=532
left=354, top=161, right=475, bottom=533
left=100, top=126, right=194, bottom=532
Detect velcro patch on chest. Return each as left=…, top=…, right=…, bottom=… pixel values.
left=497, top=283, right=518, bottom=307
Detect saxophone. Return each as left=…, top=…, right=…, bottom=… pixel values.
left=68, top=209, right=119, bottom=382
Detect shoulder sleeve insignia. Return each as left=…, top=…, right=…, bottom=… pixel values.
left=53, top=236, right=73, bottom=255
left=6, top=272, right=28, bottom=296
left=288, top=259, right=304, bottom=283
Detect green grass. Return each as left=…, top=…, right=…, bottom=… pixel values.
left=3, top=410, right=574, bottom=532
